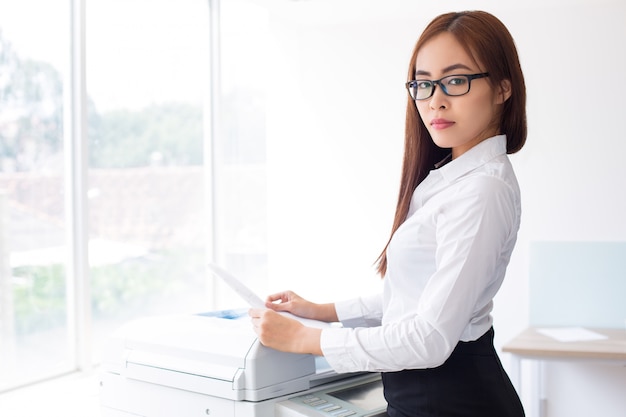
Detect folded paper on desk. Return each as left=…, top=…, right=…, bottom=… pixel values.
left=537, top=327, right=608, bottom=342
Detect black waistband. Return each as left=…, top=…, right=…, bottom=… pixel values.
left=449, top=326, right=496, bottom=356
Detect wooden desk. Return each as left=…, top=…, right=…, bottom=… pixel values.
left=502, top=327, right=626, bottom=417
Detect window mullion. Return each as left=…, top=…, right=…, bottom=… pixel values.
left=64, top=0, right=91, bottom=372
left=206, top=0, right=221, bottom=309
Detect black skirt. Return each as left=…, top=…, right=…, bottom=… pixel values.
left=381, top=328, right=525, bottom=417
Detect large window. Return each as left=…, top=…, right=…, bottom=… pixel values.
left=86, top=0, right=214, bottom=362
left=0, top=0, right=71, bottom=390
left=0, top=0, right=268, bottom=392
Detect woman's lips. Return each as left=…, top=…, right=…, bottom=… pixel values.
left=430, top=118, right=455, bottom=130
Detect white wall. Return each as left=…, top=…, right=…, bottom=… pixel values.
left=262, top=1, right=626, bottom=416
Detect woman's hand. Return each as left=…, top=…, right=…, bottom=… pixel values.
left=264, top=290, right=338, bottom=323
left=249, top=308, right=322, bottom=355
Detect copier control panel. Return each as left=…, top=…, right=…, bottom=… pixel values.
left=276, top=375, right=388, bottom=417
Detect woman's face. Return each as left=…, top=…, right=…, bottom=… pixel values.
left=414, top=32, right=509, bottom=159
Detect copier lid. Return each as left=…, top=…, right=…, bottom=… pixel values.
left=102, top=311, right=321, bottom=401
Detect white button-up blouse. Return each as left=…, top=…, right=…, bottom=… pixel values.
left=320, top=135, right=521, bottom=373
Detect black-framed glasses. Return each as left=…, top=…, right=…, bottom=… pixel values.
left=405, top=73, right=489, bottom=101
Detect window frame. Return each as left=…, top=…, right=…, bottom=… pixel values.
left=65, top=0, right=91, bottom=373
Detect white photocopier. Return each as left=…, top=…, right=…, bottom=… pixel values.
left=99, top=309, right=389, bottom=417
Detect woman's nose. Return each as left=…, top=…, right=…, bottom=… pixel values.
left=429, top=85, right=448, bottom=110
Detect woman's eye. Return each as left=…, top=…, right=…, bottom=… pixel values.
left=417, top=81, right=432, bottom=89
left=446, top=77, right=467, bottom=86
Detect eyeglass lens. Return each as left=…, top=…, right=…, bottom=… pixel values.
left=409, top=75, right=472, bottom=100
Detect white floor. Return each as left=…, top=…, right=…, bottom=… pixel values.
left=0, top=370, right=101, bottom=417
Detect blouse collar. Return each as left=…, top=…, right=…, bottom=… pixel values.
left=436, top=135, right=507, bottom=183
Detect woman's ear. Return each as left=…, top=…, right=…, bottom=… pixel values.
left=497, top=79, right=512, bottom=104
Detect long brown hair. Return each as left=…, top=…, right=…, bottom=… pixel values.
left=376, top=11, right=527, bottom=277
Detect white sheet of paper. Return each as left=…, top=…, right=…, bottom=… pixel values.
left=207, top=263, right=266, bottom=309
left=536, top=327, right=608, bottom=342
left=207, top=263, right=336, bottom=330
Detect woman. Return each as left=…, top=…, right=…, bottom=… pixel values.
left=250, top=10, right=526, bottom=417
